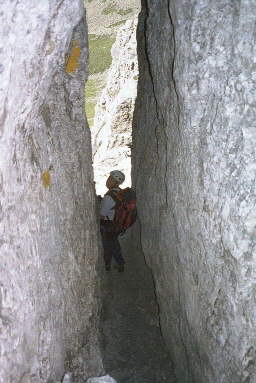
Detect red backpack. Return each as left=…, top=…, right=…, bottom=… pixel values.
left=107, top=187, right=137, bottom=234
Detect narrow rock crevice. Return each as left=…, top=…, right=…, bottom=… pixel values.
left=1, top=1, right=256, bottom=382
left=100, top=231, right=176, bottom=383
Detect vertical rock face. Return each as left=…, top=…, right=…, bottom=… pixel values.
left=91, top=18, right=138, bottom=195
left=133, top=1, right=256, bottom=382
left=0, top=1, right=102, bottom=382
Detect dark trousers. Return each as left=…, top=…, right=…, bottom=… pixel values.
left=100, top=231, right=125, bottom=266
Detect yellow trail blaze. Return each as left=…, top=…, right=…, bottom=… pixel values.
left=42, top=171, right=51, bottom=188
left=66, top=40, right=81, bottom=73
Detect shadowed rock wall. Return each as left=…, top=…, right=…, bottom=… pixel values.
left=0, top=1, right=102, bottom=382
left=133, top=1, right=256, bottom=382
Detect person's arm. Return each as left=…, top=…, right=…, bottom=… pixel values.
left=100, top=195, right=115, bottom=220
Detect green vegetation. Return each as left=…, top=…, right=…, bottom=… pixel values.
left=103, top=4, right=133, bottom=16
left=107, top=20, right=126, bottom=28
left=85, top=78, right=98, bottom=99
left=102, top=4, right=118, bottom=15
left=88, top=34, right=115, bottom=74
left=118, top=8, right=133, bottom=16
left=84, top=0, right=139, bottom=129
left=85, top=79, right=99, bottom=127
left=85, top=102, right=96, bottom=127
left=85, top=77, right=107, bottom=127
left=85, top=32, right=115, bottom=126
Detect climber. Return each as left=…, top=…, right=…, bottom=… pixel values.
left=100, top=170, right=126, bottom=272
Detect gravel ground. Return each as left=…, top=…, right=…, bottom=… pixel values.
left=100, top=233, right=177, bottom=383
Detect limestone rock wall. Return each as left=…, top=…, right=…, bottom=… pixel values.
left=91, top=18, right=138, bottom=195
left=133, top=1, right=256, bottom=382
left=0, top=1, right=102, bottom=382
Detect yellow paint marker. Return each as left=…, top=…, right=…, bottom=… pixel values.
left=66, top=40, right=81, bottom=73
left=42, top=171, right=51, bottom=188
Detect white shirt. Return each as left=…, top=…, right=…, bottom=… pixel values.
left=100, top=188, right=120, bottom=221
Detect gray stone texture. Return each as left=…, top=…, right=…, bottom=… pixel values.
left=0, top=1, right=102, bottom=382
left=133, top=1, right=256, bottom=382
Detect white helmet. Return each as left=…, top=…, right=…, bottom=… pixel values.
left=110, top=170, right=125, bottom=185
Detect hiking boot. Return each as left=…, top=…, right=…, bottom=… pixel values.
left=114, top=264, right=124, bottom=272
left=105, top=264, right=111, bottom=271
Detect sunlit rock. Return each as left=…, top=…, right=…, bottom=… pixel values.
left=62, top=372, right=73, bottom=383
left=86, top=375, right=117, bottom=383
left=91, top=18, right=138, bottom=195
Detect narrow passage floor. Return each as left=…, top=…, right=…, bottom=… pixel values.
left=100, top=233, right=176, bottom=383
